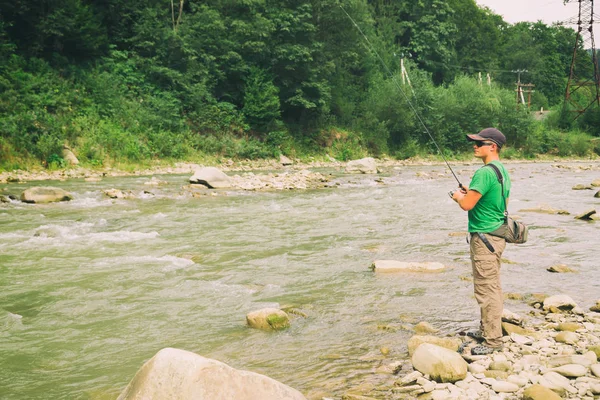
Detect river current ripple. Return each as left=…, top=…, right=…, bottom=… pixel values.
left=0, top=161, right=598, bottom=399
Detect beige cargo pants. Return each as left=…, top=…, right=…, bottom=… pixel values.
left=470, top=233, right=506, bottom=348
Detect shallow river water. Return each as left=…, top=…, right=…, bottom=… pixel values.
left=1, top=161, right=599, bottom=399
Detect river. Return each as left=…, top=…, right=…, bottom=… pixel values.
left=0, top=161, right=598, bottom=399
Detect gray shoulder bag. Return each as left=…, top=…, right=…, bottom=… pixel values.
left=486, top=163, right=529, bottom=244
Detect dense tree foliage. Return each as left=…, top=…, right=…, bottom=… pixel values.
left=0, top=0, right=595, bottom=168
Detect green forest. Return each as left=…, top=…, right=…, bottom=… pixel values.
left=1, top=0, right=599, bottom=170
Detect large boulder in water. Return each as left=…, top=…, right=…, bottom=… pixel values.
left=189, top=167, right=232, bottom=188
left=117, top=348, right=306, bottom=400
left=20, top=187, right=73, bottom=203
left=346, top=157, right=378, bottom=174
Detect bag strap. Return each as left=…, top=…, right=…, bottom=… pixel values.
left=485, top=163, right=508, bottom=223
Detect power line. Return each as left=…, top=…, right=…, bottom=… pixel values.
left=422, top=59, right=528, bottom=74
left=340, top=4, right=464, bottom=189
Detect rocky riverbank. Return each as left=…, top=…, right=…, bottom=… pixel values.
left=113, top=293, right=600, bottom=400
left=340, top=295, right=600, bottom=400
left=1, top=156, right=599, bottom=185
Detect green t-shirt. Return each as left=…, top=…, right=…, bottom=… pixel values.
left=467, top=161, right=511, bottom=233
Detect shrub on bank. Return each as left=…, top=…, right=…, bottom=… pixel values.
left=0, top=55, right=598, bottom=171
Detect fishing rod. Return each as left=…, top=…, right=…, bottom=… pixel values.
left=339, top=4, right=464, bottom=190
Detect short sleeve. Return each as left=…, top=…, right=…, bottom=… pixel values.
left=469, top=168, right=494, bottom=196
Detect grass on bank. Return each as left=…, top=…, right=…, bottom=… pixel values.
left=1, top=124, right=598, bottom=173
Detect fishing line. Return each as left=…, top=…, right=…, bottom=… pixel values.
left=339, top=4, right=464, bottom=189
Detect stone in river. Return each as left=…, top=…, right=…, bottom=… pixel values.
left=414, top=321, right=438, bottom=335
left=246, top=308, right=290, bottom=331
left=117, top=348, right=306, bottom=400
left=547, top=264, right=576, bottom=273
left=346, top=157, right=378, bottom=174
left=572, top=184, right=593, bottom=190
left=370, top=260, right=445, bottom=273
left=21, top=186, right=73, bottom=203
left=574, top=208, right=597, bottom=220
left=189, top=167, right=232, bottom=189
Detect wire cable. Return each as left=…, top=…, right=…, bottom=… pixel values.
left=339, top=4, right=464, bottom=188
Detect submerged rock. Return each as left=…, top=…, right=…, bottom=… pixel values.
left=519, top=205, right=570, bottom=215
left=246, top=308, right=290, bottom=331
left=547, top=264, right=576, bottom=273
left=103, top=189, right=135, bottom=199
left=117, top=348, right=306, bottom=400
left=574, top=208, right=597, bottom=220
left=20, top=187, right=73, bottom=203
left=414, top=321, right=438, bottom=335
left=572, top=184, right=594, bottom=190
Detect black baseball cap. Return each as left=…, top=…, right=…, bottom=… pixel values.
left=466, top=128, right=506, bottom=148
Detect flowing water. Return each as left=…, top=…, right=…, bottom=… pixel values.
left=1, top=162, right=599, bottom=399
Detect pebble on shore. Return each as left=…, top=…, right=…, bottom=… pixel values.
left=376, top=296, right=600, bottom=400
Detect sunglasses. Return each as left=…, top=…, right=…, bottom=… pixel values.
left=474, top=141, right=494, bottom=148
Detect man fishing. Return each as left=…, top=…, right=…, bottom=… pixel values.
left=451, top=127, right=510, bottom=356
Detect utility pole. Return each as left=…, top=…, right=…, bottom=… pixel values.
left=399, top=57, right=415, bottom=95
left=512, top=69, right=529, bottom=108
left=561, top=0, right=600, bottom=119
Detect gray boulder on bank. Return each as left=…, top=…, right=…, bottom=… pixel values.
left=117, top=348, right=306, bottom=400
left=523, top=384, right=562, bottom=400
left=20, top=187, right=73, bottom=203
left=543, top=294, right=577, bottom=311
left=61, top=147, right=79, bottom=165
left=189, top=167, right=232, bottom=188
left=345, top=157, right=378, bottom=174
left=279, top=155, right=293, bottom=166
left=411, top=343, right=468, bottom=383
left=407, top=335, right=462, bottom=356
